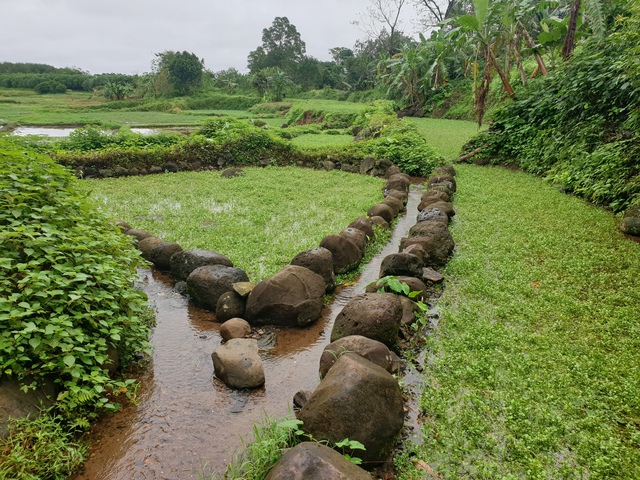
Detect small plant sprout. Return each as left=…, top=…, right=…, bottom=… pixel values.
left=334, top=438, right=366, bottom=465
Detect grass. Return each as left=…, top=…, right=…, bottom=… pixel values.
left=0, top=411, right=87, bottom=480
left=405, top=117, right=482, bottom=160
left=290, top=133, right=354, bottom=150
left=397, top=164, right=640, bottom=479
left=83, top=167, right=385, bottom=281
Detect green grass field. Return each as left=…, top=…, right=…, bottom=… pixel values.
left=84, top=167, right=384, bottom=281
left=396, top=164, right=640, bottom=479
left=406, top=117, right=484, bottom=160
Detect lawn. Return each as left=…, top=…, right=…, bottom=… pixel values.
left=397, top=164, right=640, bottom=479
left=406, top=117, right=483, bottom=160
left=84, top=166, right=385, bottom=281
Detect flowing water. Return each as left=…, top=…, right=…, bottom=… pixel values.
left=72, top=185, right=425, bottom=480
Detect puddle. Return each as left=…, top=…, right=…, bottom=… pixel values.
left=72, top=186, right=426, bottom=480
left=11, top=126, right=159, bottom=137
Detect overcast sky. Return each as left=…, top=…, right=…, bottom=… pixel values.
left=1, top=0, right=422, bottom=75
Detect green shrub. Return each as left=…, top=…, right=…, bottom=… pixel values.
left=0, top=140, right=153, bottom=422
left=34, top=80, right=67, bottom=94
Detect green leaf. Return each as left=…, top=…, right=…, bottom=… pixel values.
left=473, top=0, right=489, bottom=26
left=63, top=355, right=76, bottom=367
left=456, top=14, right=479, bottom=31
left=28, top=337, right=41, bottom=349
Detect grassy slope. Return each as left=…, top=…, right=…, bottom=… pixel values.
left=402, top=163, right=640, bottom=478
left=84, top=167, right=384, bottom=281
left=406, top=117, right=483, bottom=160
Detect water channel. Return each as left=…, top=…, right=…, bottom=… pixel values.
left=72, top=185, right=426, bottom=480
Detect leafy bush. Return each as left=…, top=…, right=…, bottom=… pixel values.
left=0, top=140, right=153, bottom=422
left=56, top=126, right=182, bottom=153
left=463, top=7, right=640, bottom=211
left=34, top=80, right=67, bottom=94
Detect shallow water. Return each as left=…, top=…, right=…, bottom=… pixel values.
left=72, top=186, right=424, bottom=480
left=11, top=126, right=158, bottom=137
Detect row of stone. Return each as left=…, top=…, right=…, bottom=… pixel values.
left=263, top=167, right=459, bottom=477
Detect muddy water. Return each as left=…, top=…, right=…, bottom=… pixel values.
left=74, top=186, right=423, bottom=480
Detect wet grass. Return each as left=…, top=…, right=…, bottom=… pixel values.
left=396, top=164, right=640, bottom=479
left=84, top=167, right=385, bottom=281
left=405, top=117, right=482, bottom=160
left=290, top=132, right=354, bottom=150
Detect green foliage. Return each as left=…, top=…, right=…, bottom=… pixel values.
left=56, top=126, right=181, bottom=153
left=102, top=81, right=133, bottom=101
left=33, top=80, right=67, bottom=94
left=0, top=410, right=87, bottom=480
left=464, top=6, right=640, bottom=211
left=247, top=16, right=306, bottom=76
left=0, top=140, right=153, bottom=420
left=166, top=51, right=204, bottom=95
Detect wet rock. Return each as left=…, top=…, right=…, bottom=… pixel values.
left=348, top=216, right=375, bottom=242
left=369, top=216, right=389, bottom=229
left=245, top=265, right=325, bottom=327
left=163, top=162, right=179, bottom=173
left=290, top=247, right=336, bottom=293
left=384, top=165, right=402, bottom=178
left=149, top=242, right=183, bottom=270
left=125, top=229, right=154, bottom=244
left=407, top=221, right=455, bottom=257
left=384, top=175, right=410, bottom=193
left=138, top=236, right=164, bottom=260
left=416, top=208, right=449, bottom=224
left=187, top=264, right=250, bottom=310
left=379, top=253, right=424, bottom=278
left=399, top=296, right=421, bottom=328
left=293, top=390, right=313, bottom=410
left=211, top=338, right=265, bottom=389
left=296, top=354, right=404, bottom=465
left=621, top=206, right=640, bottom=236
left=232, top=282, right=256, bottom=297
left=396, top=276, right=428, bottom=302
left=340, top=228, right=367, bottom=253
left=216, top=291, right=246, bottom=323
left=149, top=166, right=163, bottom=174
left=430, top=184, right=453, bottom=197
left=264, top=441, right=372, bottom=480
left=367, top=204, right=395, bottom=224
left=384, top=188, right=408, bottom=205
left=426, top=201, right=455, bottom=219
left=322, top=160, right=336, bottom=171
left=99, top=169, right=114, bottom=178
left=221, top=168, right=245, bottom=178
left=319, top=335, right=393, bottom=379
left=423, top=267, right=444, bottom=284
left=115, top=220, right=131, bottom=232
left=170, top=249, right=234, bottom=281
left=421, top=189, right=450, bottom=204
left=1, top=376, right=55, bottom=438
left=319, top=234, right=363, bottom=274
left=400, top=235, right=454, bottom=267
left=402, top=243, right=429, bottom=263
left=331, top=293, right=403, bottom=348
left=219, top=318, right=251, bottom=341
left=428, top=175, right=456, bottom=192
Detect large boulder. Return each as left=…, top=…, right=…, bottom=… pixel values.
left=211, top=338, right=265, bottom=389
left=170, top=249, right=234, bottom=281
left=367, top=204, right=395, bottom=224
left=187, top=264, right=250, bottom=310
left=149, top=242, right=183, bottom=270
left=331, top=293, right=403, bottom=348
left=348, top=216, right=375, bottom=242
left=137, top=236, right=163, bottom=259
left=296, top=353, right=404, bottom=465
left=319, top=335, right=394, bottom=379
left=379, top=252, right=424, bottom=278
left=264, top=442, right=372, bottom=480
left=216, top=291, right=246, bottom=322
left=382, top=195, right=404, bottom=216
left=340, top=228, right=367, bottom=253
left=291, top=247, right=336, bottom=293
left=245, top=265, right=325, bottom=326
left=319, top=234, right=363, bottom=274
left=384, top=175, right=410, bottom=193
left=407, top=221, right=455, bottom=259
left=369, top=216, right=389, bottom=229
left=400, top=234, right=455, bottom=266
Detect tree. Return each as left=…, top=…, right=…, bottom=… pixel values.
left=413, top=0, right=472, bottom=28
left=102, top=81, right=133, bottom=100
left=166, top=51, right=204, bottom=95
left=353, top=0, right=409, bottom=56
left=247, top=17, right=306, bottom=76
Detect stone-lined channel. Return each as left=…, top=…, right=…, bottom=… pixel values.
left=72, top=186, right=424, bottom=480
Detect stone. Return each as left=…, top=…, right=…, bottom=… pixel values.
left=402, top=243, right=429, bottom=263
left=319, top=335, right=394, bottom=379
left=396, top=276, right=428, bottom=302
left=423, top=267, right=444, bottom=284
left=331, top=293, right=403, bottom=348
left=421, top=189, right=450, bottom=204
left=211, top=339, right=265, bottom=389
left=115, top=220, right=131, bottom=232
left=340, top=228, right=367, bottom=253
left=369, top=216, right=389, bottom=229
left=264, top=442, right=372, bottom=480
left=296, top=354, right=404, bottom=465
left=621, top=206, right=640, bottom=236
left=137, top=236, right=164, bottom=260
left=291, top=247, right=336, bottom=293
left=163, top=162, right=179, bottom=173
left=384, top=188, right=409, bottom=205
left=187, top=264, right=250, bottom=310
left=430, top=184, right=453, bottom=197
left=149, top=242, right=183, bottom=270
left=367, top=204, right=395, bottom=224
left=427, top=201, right=455, bottom=219
left=359, top=157, right=376, bottom=175
left=149, top=166, right=163, bottom=174
left=400, top=234, right=455, bottom=267
left=170, top=249, right=234, bottom=281
left=321, top=160, right=336, bottom=171
left=384, top=165, right=402, bottom=178
left=124, top=228, right=153, bottom=243
left=399, top=295, right=421, bottom=328
left=216, top=291, right=246, bottom=323
left=221, top=167, right=245, bottom=178
left=1, top=376, right=55, bottom=438
left=434, top=165, right=456, bottom=176
left=319, top=234, right=363, bottom=274
left=293, top=390, right=313, bottom=410
left=428, top=174, right=456, bottom=192
left=416, top=208, right=449, bottom=224
left=219, top=318, right=251, bottom=341
left=384, top=174, right=410, bottom=192
left=379, top=253, right=424, bottom=278
left=232, top=282, right=256, bottom=297
left=348, top=216, right=375, bottom=242
left=245, top=265, right=325, bottom=327
left=382, top=195, right=404, bottom=216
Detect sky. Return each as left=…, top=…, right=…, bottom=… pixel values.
left=1, top=0, right=422, bottom=75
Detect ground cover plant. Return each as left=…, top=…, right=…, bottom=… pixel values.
left=84, top=166, right=385, bottom=281
left=395, top=164, right=640, bottom=479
